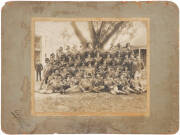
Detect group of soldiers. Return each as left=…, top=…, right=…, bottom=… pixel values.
left=38, top=43, right=146, bottom=95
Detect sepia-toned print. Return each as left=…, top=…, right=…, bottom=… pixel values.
left=31, top=18, right=150, bottom=116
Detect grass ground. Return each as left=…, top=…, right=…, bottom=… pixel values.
left=34, top=82, right=147, bottom=113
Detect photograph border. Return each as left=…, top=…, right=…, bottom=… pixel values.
left=31, top=17, right=150, bottom=116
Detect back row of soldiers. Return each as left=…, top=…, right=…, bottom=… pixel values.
left=39, top=44, right=146, bottom=95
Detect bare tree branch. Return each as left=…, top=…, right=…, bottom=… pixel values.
left=88, top=22, right=96, bottom=44
left=97, top=22, right=104, bottom=37
left=99, top=22, right=114, bottom=42
left=88, top=22, right=100, bottom=48
left=101, top=21, right=125, bottom=47
left=71, top=22, right=87, bottom=48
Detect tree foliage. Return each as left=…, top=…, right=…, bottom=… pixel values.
left=71, top=21, right=131, bottom=50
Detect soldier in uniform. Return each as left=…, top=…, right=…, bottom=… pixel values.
left=86, top=62, right=95, bottom=77
left=50, top=53, right=55, bottom=64
left=56, top=47, right=63, bottom=61
left=94, top=51, right=102, bottom=66
left=92, top=74, right=104, bottom=92
left=68, top=55, right=74, bottom=67
left=47, top=70, right=62, bottom=93
left=85, top=53, right=92, bottom=66
left=125, top=42, right=132, bottom=56
left=75, top=54, right=82, bottom=67
left=116, top=74, right=131, bottom=95
left=122, top=55, right=131, bottom=70
left=61, top=76, right=71, bottom=94
left=102, top=59, right=107, bottom=68
left=104, top=74, right=114, bottom=92
left=56, top=47, right=61, bottom=61
left=130, top=78, right=146, bottom=94
left=122, top=67, right=131, bottom=80
left=130, top=55, right=146, bottom=93
left=106, top=53, right=112, bottom=66
left=131, top=55, right=139, bottom=78
left=39, top=58, right=53, bottom=90
left=114, top=55, right=121, bottom=66
left=135, top=56, right=145, bottom=75
left=79, top=72, right=93, bottom=93
left=35, top=60, right=43, bottom=81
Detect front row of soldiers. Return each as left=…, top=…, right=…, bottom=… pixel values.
left=39, top=50, right=146, bottom=95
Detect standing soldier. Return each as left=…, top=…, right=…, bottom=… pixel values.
left=39, top=58, right=52, bottom=90
left=132, top=56, right=145, bottom=92
left=35, top=60, right=43, bottom=81
left=136, top=56, right=145, bottom=74
left=131, top=54, right=141, bottom=78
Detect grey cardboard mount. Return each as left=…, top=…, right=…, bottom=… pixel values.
left=1, top=1, right=179, bottom=134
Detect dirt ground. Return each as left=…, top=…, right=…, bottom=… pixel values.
left=34, top=82, right=147, bottom=113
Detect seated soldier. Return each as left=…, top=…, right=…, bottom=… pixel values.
left=79, top=73, right=93, bottom=92
left=106, top=74, right=121, bottom=95
left=46, top=72, right=55, bottom=89
left=68, top=66, right=76, bottom=77
left=61, top=76, right=71, bottom=94
left=92, top=74, right=104, bottom=92
left=104, top=75, right=114, bottom=92
left=96, top=64, right=106, bottom=77
left=107, top=67, right=116, bottom=77
left=61, top=68, right=68, bottom=79
left=130, top=78, right=145, bottom=94
left=85, top=63, right=95, bottom=76
left=130, top=72, right=147, bottom=94
left=115, top=74, right=134, bottom=95
left=110, top=85, right=120, bottom=95
left=121, top=67, right=131, bottom=80
left=47, top=70, right=62, bottom=93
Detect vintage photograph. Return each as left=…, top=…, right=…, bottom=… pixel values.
left=32, top=18, right=149, bottom=115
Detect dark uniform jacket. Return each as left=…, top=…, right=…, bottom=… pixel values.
left=35, top=63, right=43, bottom=71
